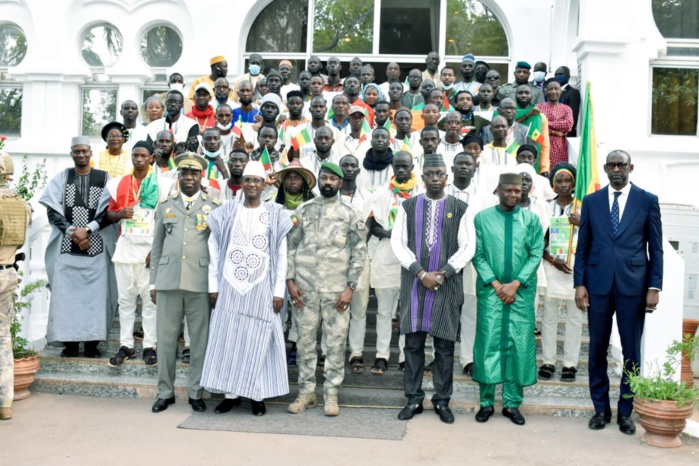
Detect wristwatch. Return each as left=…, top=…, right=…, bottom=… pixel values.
left=347, top=281, right=357, bottom=291
left=85, top=227, right=92, bottom=235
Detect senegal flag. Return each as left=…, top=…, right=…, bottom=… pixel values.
left=401, top=137, right=413, bottom=154
left=575, top=82, right=601, bottom=205
left=358, top=118, right=372, bottom=144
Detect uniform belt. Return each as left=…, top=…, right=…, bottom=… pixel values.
left=0, top=264, right=14, bottom=270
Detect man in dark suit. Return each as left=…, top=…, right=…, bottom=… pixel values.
left=554, top=66, right=581, bottom=137
left=574, top=150, right=663, bottom=435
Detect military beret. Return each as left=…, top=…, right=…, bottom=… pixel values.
left=320, top=161, right=343, bottom=179
left=475, top=60, right=489, bottom=69
left=515, top=61, right=532, bottom=70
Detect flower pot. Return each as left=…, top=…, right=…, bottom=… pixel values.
left=13, top=355, right=40, bottom=401
left=634, top=398, right=694, bottom=448
left=681, top=319, right=699, bottom=388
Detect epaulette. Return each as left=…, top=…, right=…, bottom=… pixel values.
left=212, top=198, right=222, bottom=206
left=160, top=198, right=168, bottom=203
left=172, top=192, right=180, bottom=199
left=201, top=193, right=208, bottom=201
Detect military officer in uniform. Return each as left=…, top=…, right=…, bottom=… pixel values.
left=286, top=162, right=368, bottom=417
left=149, top=152, right=221, bottom=413
left=0, top=150, right=31, bottom=421
left=497, top=61, right=545, bottom=105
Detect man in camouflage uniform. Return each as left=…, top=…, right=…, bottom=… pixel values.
left=0, top=150, right=31, bottom=421
left=497, top=61, right=545, bottom=105
left=286, top=162, right=367, bottom=416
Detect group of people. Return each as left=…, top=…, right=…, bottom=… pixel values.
left=0, top=52, right=661, bottom=437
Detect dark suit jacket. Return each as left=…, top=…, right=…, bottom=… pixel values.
left=481, top=121, right=535, bottom=147
left=574, top=184, right=663, bottom=297
left=560, top=85, right=581, bottom=137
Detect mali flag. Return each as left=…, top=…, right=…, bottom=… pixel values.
left=291, top=127, right=312, bottom=150
left=575, top=82, right=601, bottom=205
left=401, top=137, right=413, bottom=154
left=231, top=115, right=243, bottom=138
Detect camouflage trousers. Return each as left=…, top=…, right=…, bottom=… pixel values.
left=295, top=291, right=350, bottom=396
left=0, top=268, right=18, bottom=408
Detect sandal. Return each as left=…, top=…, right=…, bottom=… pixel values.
left=317, top=355, right=325, bottom=371
left=108, top=346, right=134, bottom=367
left=534, top=327, right=541, bottom=337
left=143, top=347, right=158, bottom=367
left=350, top=357, right=365, bottom=373
left=538, top=364, right=555, bottom=380
left=371, top=358, right=388, bottom=375
left=181, top=348, right=191, bottom=364
left=561, top=366, right=577, bottom=383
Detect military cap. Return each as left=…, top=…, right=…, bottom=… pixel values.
left=174, top=152, right=207, bottom=171
left=320, top=161, right=343, bottom=179
left=515, top=61, right=532, bottom=70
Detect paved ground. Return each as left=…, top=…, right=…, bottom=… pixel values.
left=1, top=393, right=697, bottom=465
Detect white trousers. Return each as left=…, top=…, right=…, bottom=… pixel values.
left=183, top=319, right=190, bottom=347
left=115, top=262, right=156, bottom=349
left=459, top=293, right=478, bottom=366
left=348, top=285, right=370, bottom=359
left=541, top=296, right=584, bottom=368
left=374, top=287, right=399, bottom=360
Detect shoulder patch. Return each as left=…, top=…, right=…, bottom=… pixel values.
left=201, top=193, right=208, bottom=201
left=290, top=214, right=299, bottom=227
left=356, top=220, right=366, bottom=231
left=212, top=198, right=222, bottom=206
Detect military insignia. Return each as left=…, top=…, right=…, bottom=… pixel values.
left=165, top=213, right=176, bottom=219
left=356, top=220, right=366, bottom=231
left=166, top=208, right=171, bottom=214
left=290, top=214, right=299, bottom=227
left=212, top=198, right=222, bottom=206
left=202, top=205, right=212, bottom=214
left=196, top=214, right=208, bottom=231
left=447, top=212, right=453, bottom=218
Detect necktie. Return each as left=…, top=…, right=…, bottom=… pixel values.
left=611, top=191, right=621, bottom=235
left=185, top=197, right=193, bottom=212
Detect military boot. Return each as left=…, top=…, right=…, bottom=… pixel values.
left=287, top=393, right=318, bottom=414
left=324, top=394, right=339, bottom=416
left=0, top=407, right=11, bottom=420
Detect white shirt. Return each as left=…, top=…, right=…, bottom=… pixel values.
left=390, top=193, right=476, bottom=275
left=181, top=190, right=201, bottom=210
left=608, top=183, right=632, bottom=221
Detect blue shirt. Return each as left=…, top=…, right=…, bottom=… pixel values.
left=232, top=107, right=261, bottom=124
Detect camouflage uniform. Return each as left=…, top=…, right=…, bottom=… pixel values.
left=497, top=82, right=545, bottom=105
left=0, top=153, right=31, bottom=416
left=287, top=194, right=367, bottom=396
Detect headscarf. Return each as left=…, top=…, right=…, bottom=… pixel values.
left=550, top=162, right=577, bottom=191
left=362, top=83, right=383, bottom=103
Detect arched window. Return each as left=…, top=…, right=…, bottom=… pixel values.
left=140, top=25, right=183, bottom=67
left=0, top=24, right=28, bottom=68
left=245, top=0, right=509, bottom=80
left=81, top=23, right=123, bottom=68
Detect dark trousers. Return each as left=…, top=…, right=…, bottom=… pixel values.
left=588, top=289, right=645, bottom=417
left=404, top=331, right=454, bottom=405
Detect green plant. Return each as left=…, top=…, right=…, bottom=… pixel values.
left=12, top=154, right=47, bottom=202
left=624, top=333, right=699, bottom=408
left=11, top=277, right=44, bottom=359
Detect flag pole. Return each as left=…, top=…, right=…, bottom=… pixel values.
left=565, top=198, right=578, bottom=266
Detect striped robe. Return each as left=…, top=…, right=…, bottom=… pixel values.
left=201, top=201, right=292, bottom=400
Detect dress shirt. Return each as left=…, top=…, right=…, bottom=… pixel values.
left=607, top=183, right=632, bottom=221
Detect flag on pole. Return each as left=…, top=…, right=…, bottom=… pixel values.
left=206, top=161, right=224, bottom=191
left=529, top=127, right=545, bottom=145
left=383, top=118, right=395, bottom=144
left=291, top=127, right=312, bottom=150
left=575, top=81, right=601, bottom=205
left=506, top=139, right=521, bottom=155
left=260, top=146, right=272, bottom=172
left=442, top=93, right=452, bottom=112
left=358, top=118, right=372, bottom=144
left=401, top=137, right=413, bottom=154
left=231, top=115, right=243, bottom=138
left=278, top=122, right=286, bottom=146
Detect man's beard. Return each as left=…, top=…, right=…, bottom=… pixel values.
left=239, top=97, right=253, bottom=106
left=320, top=185, right=339, bottom=197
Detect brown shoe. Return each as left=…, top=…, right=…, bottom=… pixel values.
left=0, top=407, right=11, bottom=420
left=287, top=393, right=318, bottom=414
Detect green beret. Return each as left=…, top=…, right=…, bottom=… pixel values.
left=515, top=61, right=531, bottom=70
left=320, top=161, right=343, bottom=179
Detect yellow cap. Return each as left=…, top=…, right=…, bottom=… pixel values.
left=210, top=55, right=226, bottom=66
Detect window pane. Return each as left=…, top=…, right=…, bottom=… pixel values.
left=246, top=0, right=308, bottom=53
left=0, top=25, right=28, bottom=67
left=651, top=68, right=698, bottom=135
left=653, top=0, right=699, bottom=39
left=313, top=0, right=373, bottom=54
left=380, top=0, right=438, bottom=55
left=666, top=47, right=699, bottom=57
left=81, top=24, right=123, bottom=67
left=82, top=88, right=118, bottom=137
left=0, top=87, right=22, bottom=135
left=445, top=0, right=508, bottom=56
left=141, top=26, right=183, bottom=67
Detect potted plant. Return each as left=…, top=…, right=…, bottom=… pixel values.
left=626, top=334, right=699, bottom=448
left=11, top=278, right=44, bottom=400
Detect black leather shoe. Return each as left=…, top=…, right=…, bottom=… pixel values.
left=152, top=397, right=175, bottom=413
left=617, top=414, right=636, bottom=435
left=588, top=408, right=612, bottom=430
left=188, top=398, right=206, bottom=412
left=398, top=403, right=424, bottom=420
left=251, top=400, right=266, bottom=416
left=502, top=408, right=525, bottom=426
left=214, top=398, right=241, bottom=414
left=475, top=406, right=495, bottom=423
left=434, top=404, right=455, bottom=424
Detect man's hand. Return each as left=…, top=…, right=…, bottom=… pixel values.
left=420, top=271, right=445, bottom=292
left=500, top=280, right=521, bottom=304
left=72, top=227, right=90, bottom=242
left=119, top=206, right=135, bottom=220
left=646, top=289, right=660, bottom=313
left=575, top=286, right=589, bottom=311
left=335, top=287, right=354, bottom=312
left=273, top=297, right=284, bottom=314
left=150, top=290, right=157, bottom=304
left=76, top=238, right=91, bottom=251
left=213, top=157, right=230, bottom=179
left=210, top=292, right=218, bottom=309
left=551, top=257, right=573, bottom=274
left=529, top=107, right=541, bottom=117
left=287, top=279, right=306, bottom=309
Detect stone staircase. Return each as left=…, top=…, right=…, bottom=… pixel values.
left=33, top=297, right=621, bottom=417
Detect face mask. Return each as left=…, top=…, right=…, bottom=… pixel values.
left=169, top=83, right=185, bottom=92
left=533, top=71, right=546, bottom=83
left=249, top=65, right=261, bottom=76
left=442, top=83, right=454, bottom=90
left=202, top=148, right=222, bottom=159
left=217, top=122, right=232, bottom=131
left=555, top=75, right=569, bottom=86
